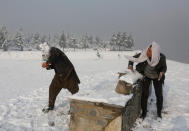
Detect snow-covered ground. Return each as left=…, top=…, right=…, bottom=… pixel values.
left=0, top=50, right=189, bottom=131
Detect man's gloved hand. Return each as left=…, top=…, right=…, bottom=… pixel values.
left=158, top=72, right=164, bottom=81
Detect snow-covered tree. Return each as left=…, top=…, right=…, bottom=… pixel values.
left=102, top=40, right=108, bottom=51
left=66, top=33, right=73, bottom=48
left=51, top=34, right=59, bottom=47
left=116, top=32, right=122, bottom=51
left=2, top=39, right=8, bottom=51
left=88, top=36, right=94, bottom=48
left=73, top=39, right=77, bottom=51
left=32, top=33, right=41, bottom=50
left=94, top=36, right=101, bottom=49
left=0, top=26, right=8, bottom=49
left=70, top=34, right=77, bottom=51
left=80, top=34, right=89, bottom=51
left=126, top=34, right=134, bottom=48
left=41, top=35, right=47, bottom=44
left=109, top=32, right=134, bottom=51
left=59, top=32, right=67, bottom=51
left=109, top=33, right=117, bottom=50
left=14, top=28, right=24, bottom=51
left=121, top=32, right=127, bottom=47
left=24, top=33, right=33, bottom=50
left=47, top=34, right=51, bottom=45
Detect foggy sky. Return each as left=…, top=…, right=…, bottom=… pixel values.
left=0, top=0, right=189, bottom=63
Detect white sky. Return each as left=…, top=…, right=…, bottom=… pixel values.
left=0, top=0, right=189, bottom=63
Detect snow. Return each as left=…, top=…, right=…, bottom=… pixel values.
left=0, top=50, right=189, bottom=131
left=39, top=42, right=50, bottom=61
left=0, top=50, right=135, bottom=130
left=119, top=70, right=143, bottom=84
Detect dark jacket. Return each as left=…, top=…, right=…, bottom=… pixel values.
left=46, top=47, right=80, bottom=84
left=128, top=53, right=167, bottom=78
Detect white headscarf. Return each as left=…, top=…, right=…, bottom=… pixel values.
left=125, top=41, right=160, bottom=67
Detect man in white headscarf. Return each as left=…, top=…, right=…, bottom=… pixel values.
left=126, top=42, right=167, bottom=119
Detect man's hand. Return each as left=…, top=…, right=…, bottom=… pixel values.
left=42, top=62, right=48, bottom=68
left=128, top=65, right=134, bottom=72
left=158, top=72, right=164, bottom=81
left=42, top=62, right=51, bottom=68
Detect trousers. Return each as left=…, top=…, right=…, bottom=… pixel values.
left=48, top=74, right=79, bottom=108
left=141, top=76, right=163, bottom=114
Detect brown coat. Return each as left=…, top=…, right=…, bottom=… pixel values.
left=46, top=47, right=80, bottom=108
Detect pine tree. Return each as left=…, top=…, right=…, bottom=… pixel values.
left=41, top=35, right=47, bottom=44
left=81, top=34, right=89, bottom=51
left=24, top=33, right=33, bottom=50
left=88, top=36, right=93, bottom=48
left=59, top=32, right=67, bottom=51
left=14, top=28, right=24, bottom=51
left=109, top=32, right=134, bottom=51
left=120, top=32, right=128, bottom=50
left=32, top=33, right=41, bottom=50
left=109, top=33, right=117, bottom=50
left=116, top=32, right=122, bottom=51
left=2, top=39, right=8, bottom=51
left=94, top=36, right=100, bottom=49
left=126, top=34, right=134, bottom=48
left=0, top=26, right=8, bottom=49
left=52, top=34, right=59, bottom=47
left=70, top=34, right=77, bottom=51
left=102, top=40, right=108, bottom=51
left=48, top=34, right=51, bottom=45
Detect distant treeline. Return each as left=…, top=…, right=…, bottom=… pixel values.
left=0, top=26, right=134, bottom=51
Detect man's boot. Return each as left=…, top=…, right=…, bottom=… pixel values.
left=42, top=106, right=54, bottom=113
left=157, top=111, right=162, bottom=118
left=140, top=111, right=147, bottom=119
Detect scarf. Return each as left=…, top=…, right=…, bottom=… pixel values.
left=125, top=41, right=160, bottom=67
